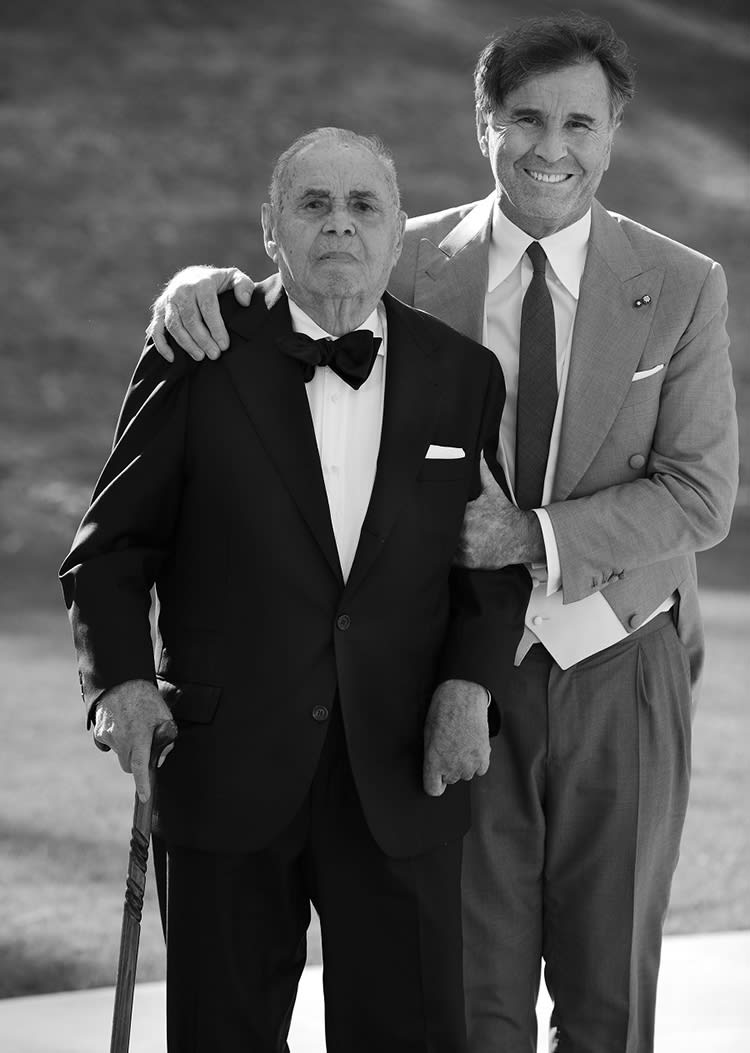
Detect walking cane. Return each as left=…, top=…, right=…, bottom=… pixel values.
left=110, top=719, right=178, bottom=1053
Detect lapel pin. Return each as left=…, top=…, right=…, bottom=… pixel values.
left=633, top=294, right=652, bottom=308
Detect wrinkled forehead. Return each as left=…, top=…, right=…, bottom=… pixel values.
left=495, top=61, right=614, bottom=122
left=282, top=140, right=395, bottom=203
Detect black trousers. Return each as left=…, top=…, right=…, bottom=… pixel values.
left=462, top=612, right=692, bottom=1053
left=154, top=704, right=466, bottom=1052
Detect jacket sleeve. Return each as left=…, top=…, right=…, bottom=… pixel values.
left=437, top=351, right=531, bottom=726
left=59, top=343, right=194, bottom=720
left=547, top=260, right=738, bottom=605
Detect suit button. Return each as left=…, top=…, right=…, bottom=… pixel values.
left=336, top=614, right=351, bottom=631
left=532, top=615, right=545, bottom=626
left=312, top=706, right=329, bottom=722
left=628, top=614, right=641, bottom=629
left=629, top=454, right=646, bottom=470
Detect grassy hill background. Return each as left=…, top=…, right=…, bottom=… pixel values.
left=1, top=0, right=748, bottom=581
left=1, top=0, right=748, bottom=998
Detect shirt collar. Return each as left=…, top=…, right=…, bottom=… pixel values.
left=488, top=203, right=591, bottom=299
left=286, top=296, right=385, bottom=354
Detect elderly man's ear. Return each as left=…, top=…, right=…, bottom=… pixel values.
left=393, top=209, right=407, bottom=263
left=261, top=203, right=278, bottom=264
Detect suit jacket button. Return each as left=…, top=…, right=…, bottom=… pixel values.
left=629, top=453, right=646, bottom=470
left=336, top=614, right=351, bottom=631
left=312, top=706, right=329, bottom=722
left=628, top=614, right=641, bottom=629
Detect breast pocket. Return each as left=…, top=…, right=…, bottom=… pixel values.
left=620, top=365, right=666, bottom=408
left=418, top=457, right=470, bottom=482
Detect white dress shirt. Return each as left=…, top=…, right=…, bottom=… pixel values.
left=484, top=204, right=671, bottom=667
left=286, top=297, right=386, bottom=582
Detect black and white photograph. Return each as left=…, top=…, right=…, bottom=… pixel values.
left=1, top=1, right=748, bottom=1050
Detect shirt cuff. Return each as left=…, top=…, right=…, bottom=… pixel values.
left=533, top=507, right=562, bottom=595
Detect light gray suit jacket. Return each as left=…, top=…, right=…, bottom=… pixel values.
left=389, top=194, right=738, bottom=696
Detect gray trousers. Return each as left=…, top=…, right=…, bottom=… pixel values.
left=463, top=611, right=692, bottom=1053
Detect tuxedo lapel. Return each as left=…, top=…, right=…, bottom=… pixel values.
left=220, top=277, right=343, bottom=583
left=345, top=294, right=440, bottom=597
left=412, top=195, right=494, bottom=343
left=553, top=202, right=665, bottom=500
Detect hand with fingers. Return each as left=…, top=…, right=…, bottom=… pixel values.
left=146, top=266, right=256, bottom=363
left=94, top=679, right=176, bottom=802
left=423, top=680, right=492, bottom=797
left=455, top=456, right=544, bottom=570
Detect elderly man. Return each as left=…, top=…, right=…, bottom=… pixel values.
left=60, top=128, right=530, bottom=1052
left=146, top=13, right=738, bottom=1053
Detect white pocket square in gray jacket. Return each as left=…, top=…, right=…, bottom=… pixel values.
left=632, top=364, right=664, bottom=381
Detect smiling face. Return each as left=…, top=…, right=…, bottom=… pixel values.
left=261, top=139, right=405, bottom=320
left=477, top=60, right=618, bottom=238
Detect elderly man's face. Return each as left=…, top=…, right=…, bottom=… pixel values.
left=262, top=141, right=405, bottom=311
left=477, top=61, right=617, bottom=237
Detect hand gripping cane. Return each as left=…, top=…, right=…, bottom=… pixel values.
left=110, top=720, right=178, bottom=1053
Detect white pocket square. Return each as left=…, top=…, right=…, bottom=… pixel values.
left=632, top=364, right=664, bottom=381
left=425, top=444, right=465, bottom=460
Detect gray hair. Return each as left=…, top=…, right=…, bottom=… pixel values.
left=268, top=127, right=401, bottom=213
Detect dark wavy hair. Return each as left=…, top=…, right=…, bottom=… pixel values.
left=474, top=11, right=636, bottom=123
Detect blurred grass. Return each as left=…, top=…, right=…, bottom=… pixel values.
left=1, top=591, right=747, bottom=997
left=1, top=0, right=749, bottom=999
left=0, top=613, right=168, bottom=997
left=668, top=590, right=750, bottom=934
left=0, top=610, right=322, bottom=998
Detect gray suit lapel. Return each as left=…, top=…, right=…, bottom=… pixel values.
left=553, top=202, right=665, bottom=500
left=413, top=194, right=494, bottom=343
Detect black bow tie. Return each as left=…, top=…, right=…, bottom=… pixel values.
left=276, top=330, right=382, bottom=389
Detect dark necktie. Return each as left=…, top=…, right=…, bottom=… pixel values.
left=275, top=330, right=382, bottom=390
left=514, top=242, right=557, bottom=510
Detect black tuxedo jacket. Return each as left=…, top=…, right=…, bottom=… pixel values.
left=60, top=277, right=530, bottom=858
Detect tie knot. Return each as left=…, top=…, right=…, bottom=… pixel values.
left=526, top=241, right=548, bottom=274
left=315, top=338, right=337, bottom=367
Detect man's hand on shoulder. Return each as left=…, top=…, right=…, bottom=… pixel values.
left=93, top=679, right=176, bottom=802
left=455, top=456, right=544, bottom=569
left=146, top=266, right=255, bottom=363
left=423, top=680, right=491, bottom=797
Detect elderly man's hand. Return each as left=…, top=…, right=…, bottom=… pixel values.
left=455, top=456, right=544, bottom=569
left=146, top=266, right=255, bottom=363
left=93, top=679, right=176, bottom=802
left=423, top=680, right=491, bottom=797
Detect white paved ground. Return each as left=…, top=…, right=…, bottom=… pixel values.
left=0, top=931, right=747, bottom=1052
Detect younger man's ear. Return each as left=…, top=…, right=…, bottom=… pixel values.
left=476, top=108, right=490, bottom=157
